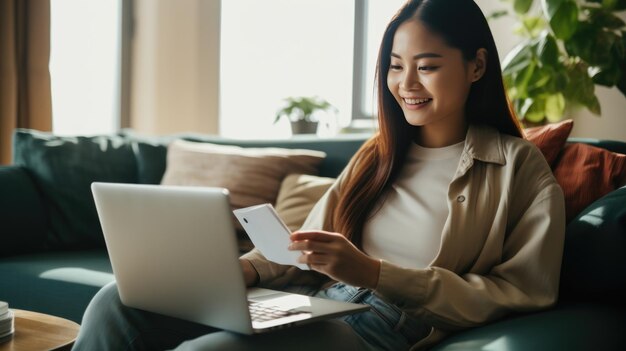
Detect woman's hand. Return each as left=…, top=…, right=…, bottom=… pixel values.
left=239, top=259, right=259, bottom=287
left=289, top=230, right=381, bottom=289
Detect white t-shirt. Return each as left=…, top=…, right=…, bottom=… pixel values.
left=362, top=141, right=464, bottom=269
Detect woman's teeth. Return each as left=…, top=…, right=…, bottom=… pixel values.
left=404, top=98, right=432, bottom=105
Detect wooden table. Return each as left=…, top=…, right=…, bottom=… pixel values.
left=0, top=309, right=80, bottom=351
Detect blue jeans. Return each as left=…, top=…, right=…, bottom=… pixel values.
left=73, top=282, right=430, bottom=350
left=316, top=283, right=431, bottom=349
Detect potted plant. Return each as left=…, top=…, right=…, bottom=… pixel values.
left=497, top=0, right=626, bottom=124
left=274, top=96, right=336, bottom=135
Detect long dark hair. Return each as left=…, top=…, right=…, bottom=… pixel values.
left=333, top=0, right=524, bottom=246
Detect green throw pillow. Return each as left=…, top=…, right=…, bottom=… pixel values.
left=12, top=129, right=138, bottom=250
left=560, top=185, right=626, bottom=302
left=0, top=166, right=48, bottom=256
left=128, top=136, right=173, bottom=184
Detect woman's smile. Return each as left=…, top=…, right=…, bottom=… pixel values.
left=402, top=97, right=433, bottom=110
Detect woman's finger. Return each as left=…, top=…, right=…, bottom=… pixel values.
left=297, top=252, right=329, bottom=265
left=288, top=240, right=332, bottom=253
left=290, top=230, right=341, bottom=243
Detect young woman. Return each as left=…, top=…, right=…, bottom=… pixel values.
left=74, top=0, right=565, bottom=350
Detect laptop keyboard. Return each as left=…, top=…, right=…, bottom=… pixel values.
left=248, top=301, right=304, bottom=322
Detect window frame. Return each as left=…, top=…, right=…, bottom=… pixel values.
left=120, top=0, right=134, bottom=129
left=352, top=0, right=372, bottom=121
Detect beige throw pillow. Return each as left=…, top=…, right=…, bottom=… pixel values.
left=274, top=174, right=336, bottom=231
left=161, top=140, right=326, bottom=210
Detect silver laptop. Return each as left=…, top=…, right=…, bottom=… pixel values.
left=91, top=182, right=368, bottom=334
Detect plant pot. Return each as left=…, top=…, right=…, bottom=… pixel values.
left=290, top=121, right=318, bottom=135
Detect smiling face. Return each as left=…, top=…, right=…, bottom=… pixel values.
left=387, top=19, right=485, bottom=147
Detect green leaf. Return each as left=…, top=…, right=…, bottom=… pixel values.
left=541, top=0, right=566, bottom=18
left=587, top=7, right=626, bottom=29
left=275, top=96, right=335, bottom=123
left=563, top=63, right=601, bottom=115
left=545, top=93, right=566, bottom=121
left=503, top=73, right=515, bottom=91
left=584, top=0, right=626, bottom=10
left=487, top=10, right=509, bottom=21
left=615, top=33, right=625, bottom=59
left=618, top=68, right=626, bottom=96
left=563, top=62, right=595, bottom=104
left=522, top=97, right=547, bottom=122
left=502, top=42, right=534, bottom=74
left=584, top=95, right=602, bottom=115
left=537, top=32, right=559, bottom=66
left=519, top=98, right=534, bottom=117
left=592, top=62, right=621, bottom=86
left=514, top=62, right=537, bottom=98
left=547, top=69, right=569, bottom=92
left=566, top=25, right=616, bottom=66
left=564, top=23, right=594, bottom=58
left=527, top=65, right=553, bottom=92
left=522, top=16, right=547, bottom=37
left=548, top=1, right=579, bottom=40
left=514, top=0, right=534, bottom=14
left=601, top=0, right=626, bottom=10
left=618, top=35, right=626, bottom=96
left=592, top=32, right=619, bottom=65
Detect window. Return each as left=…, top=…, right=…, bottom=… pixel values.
left=50, top=0, right=121, bottom=135
left=220, top=0, right=413, bottom=139
left=220, top=0, right=355, bottom=139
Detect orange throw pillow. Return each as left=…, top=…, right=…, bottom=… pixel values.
left=553, top=143, right=626, bottom=222
left=524, top=119, right=574, bottom=166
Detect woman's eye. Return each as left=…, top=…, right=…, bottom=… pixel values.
left=418, top=66, right=438, bottom=71
left=390, top=64, right=403, bottom=71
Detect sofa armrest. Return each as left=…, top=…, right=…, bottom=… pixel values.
left=433, top=303, right=626, bottom=351
left=0, top=166, right=48, bottom=257
left=559, top=186, right=626, bottom=303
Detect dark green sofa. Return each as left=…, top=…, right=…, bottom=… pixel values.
left=0, top=129, right=624, bottom=350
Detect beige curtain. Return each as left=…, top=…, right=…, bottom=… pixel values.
left=0, top=0, right=52, bottom=165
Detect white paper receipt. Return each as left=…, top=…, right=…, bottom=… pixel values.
left=233, top=204, right=308, bottom=270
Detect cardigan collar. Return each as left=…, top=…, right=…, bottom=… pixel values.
left=463, top=124, right=507, bottom=166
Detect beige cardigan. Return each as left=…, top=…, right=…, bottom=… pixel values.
left=242, top=124, right=566, bottom=350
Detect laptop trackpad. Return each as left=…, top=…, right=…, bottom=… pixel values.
left=248, top=289, right=312, bottom=312
left=249, top=293, right=312, bottom=312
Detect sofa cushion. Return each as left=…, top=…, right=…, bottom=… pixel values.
left=128, top=133, right=367, bottom=184
left=274, top=174, right=336, bottom=231
left=524, top=119, right=573, bottom=166
left=553, top=143, right=626, bottom=222
left=0, top=166, right=48, bottom=256
left=131, top=136, right=178, bottom=184
left=433, top=303, right=626, bottom=351
left=560, top=186, right=626, bottom=302
left=12, top=129, right=138, bottom=249
left=0, top=249, right=113, bottom=323
left=161, top=140, right=326, bottom=210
